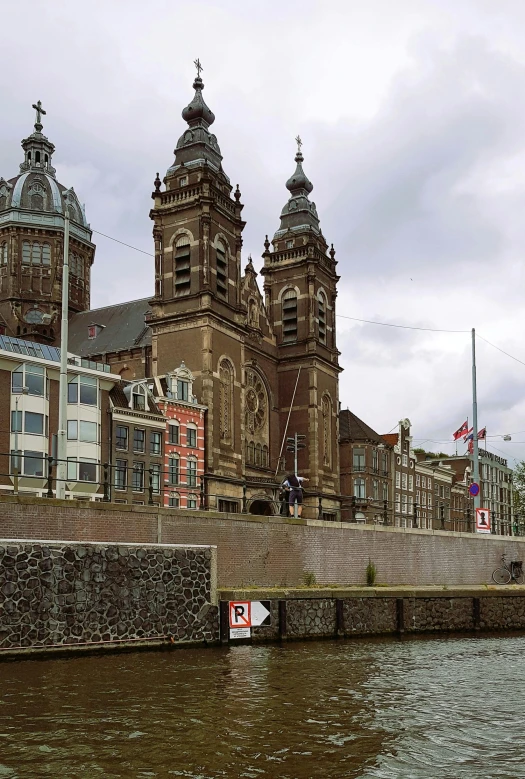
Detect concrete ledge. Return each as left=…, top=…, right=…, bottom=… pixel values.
left=219, top=585, right=525, bottom=600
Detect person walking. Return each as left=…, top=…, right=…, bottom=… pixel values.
left=283, top=474, right=309, bottom=517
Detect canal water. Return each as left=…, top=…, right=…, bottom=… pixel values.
left=1, top=634, right=524, bottom=778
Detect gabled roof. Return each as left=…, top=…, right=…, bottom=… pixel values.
left=339, top=409, right=391, bottom=445
left=110, top=381, right=163, bottom=417
left=381, top=433, right=398, bottom=447
left=68, top=298, right=151, bottom=357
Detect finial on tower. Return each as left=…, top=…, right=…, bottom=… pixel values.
left=234, top=184, right=241, bottom=202
left=32, top=100, right=46, bottom=132
left=154, top=172, right=161, bottom=193
left=295, top=135, right=302, bottom=153
left=264, top=235, right=270, bottom=252
left=194, top=58, right=203, bottom=78
left=329, top=243, right=336, bottom=260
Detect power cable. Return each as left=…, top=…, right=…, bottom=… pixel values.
left=336, top=313, right=469, bottom=334
left=477, top=333, right=525, bottom=369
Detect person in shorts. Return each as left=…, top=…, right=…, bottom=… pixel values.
left=282, top=474, right=309, bottom=517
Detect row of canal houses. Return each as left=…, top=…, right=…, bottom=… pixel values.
left=0, top=334, right=205, bottom=507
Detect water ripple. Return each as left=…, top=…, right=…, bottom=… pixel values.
left=1, top=636, right=525, bottom=777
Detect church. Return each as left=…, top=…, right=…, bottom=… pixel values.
left=0, top=68, right=342, bottom=516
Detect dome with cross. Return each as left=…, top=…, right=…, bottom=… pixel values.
left=0, top=101, right=90, bottom=231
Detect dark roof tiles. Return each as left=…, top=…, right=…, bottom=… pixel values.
left=68, top=298, right=151, bottom=357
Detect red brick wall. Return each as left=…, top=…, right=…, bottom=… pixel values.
left=1, top=496, right=523, bottom=589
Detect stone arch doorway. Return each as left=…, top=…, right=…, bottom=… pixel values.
left=249, top=499, right=273, bottom=516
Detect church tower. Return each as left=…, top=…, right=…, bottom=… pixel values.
left=0, top=102, right=95, bottom=344
left=149, top=63, right=248, bottom=503
left=260, top=139, right=341, bottom=506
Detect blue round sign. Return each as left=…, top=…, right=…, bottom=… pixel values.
left=469, top=482, right=480, bottom=497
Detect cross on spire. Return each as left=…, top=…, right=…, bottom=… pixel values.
left=32, top=100, right=46, bottom=129
left=194, top=58, right=203, bottom=78
left=295, top=134, right=303, bottom=154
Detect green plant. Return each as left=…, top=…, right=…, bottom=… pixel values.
left=303, top=571, right=317, bottom=587
left=366, top=559, right=377, bottom=587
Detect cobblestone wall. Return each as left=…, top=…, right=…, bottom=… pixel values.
left=0, top=540, right=218, bottom=653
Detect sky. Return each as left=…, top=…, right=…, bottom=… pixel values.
left=2, top=0, right=525, bottom=464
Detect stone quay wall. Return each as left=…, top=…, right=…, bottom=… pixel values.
left=0, top=540, right=218, bottom=655
left=1, top=496, right=525, bottom=588
left=218, top=587, right=525, bottom=643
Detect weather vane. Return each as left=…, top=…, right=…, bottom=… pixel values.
left=32, top=100, right=46, bottom=129
left=295, top=134, right=303, bottom=154
left=194, top=58, right=203, bottom=78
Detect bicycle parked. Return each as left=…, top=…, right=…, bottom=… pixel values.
left=492, top=554, right=524, bottom=585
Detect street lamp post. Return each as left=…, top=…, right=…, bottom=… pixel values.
left=13, top=386, right=29, bottom=496
left=56, top=192, right=71, bottom=500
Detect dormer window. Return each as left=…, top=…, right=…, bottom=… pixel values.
left=179, top=176, right=188, bottom=187
left=286, top=240, right=294, bottom=249
left=166, top=361, right=196, bottom=404
left=132, top=385, right=147, bottom=410
left=177, top=379, right=189, bottom=402
left=88, top=323, right=104, bottom=339
left=35, top=152, right=41, bottom=165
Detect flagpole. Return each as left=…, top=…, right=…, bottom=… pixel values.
left=472, top=328, right=480, bottom=513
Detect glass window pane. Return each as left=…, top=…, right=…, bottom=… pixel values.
left=67, top=458, right=77, bottom=481
left=68, top=378, right=78, bottom=403
left=133, top=429, right=145, bottom=452
left=79, top=460, right=97, bottom=482
left=25, top=411, right=44, bottom=435
left=79, top=421, right=97, bottom=443
left=11, top=369, right=23, bottom=392
left=132, top=462, right=144, bottom=491
left=116, top=426, right=128, bottom=450
left=187, top=427, right=197, bottom=448
left=79, top=382, right=97, bottom=405
left=115, top=459, right=127, bottom=490
left=150, top=431, right=161, bottom=455
left=67, top=420, right=78, bottom=440
left=169, top=457, right=179, bottom=485
left=177, top=380, right=189, bottom=401
left=169, top=423, right=179, bottom=445
left=24, top=451, right=44, bottom=476
left=26, top=372, right=44, bottom=396
left=151, top=464, right=161, bottom=493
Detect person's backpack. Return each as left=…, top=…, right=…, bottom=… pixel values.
left=287, top=474, right=300, bottom=489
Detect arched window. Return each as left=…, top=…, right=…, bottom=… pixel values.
left=35, top=151, right=41, bottom=164
left=186, top=423, right=197, bottom=448
left=0, top=242, right=7, bottom=265
left=318, top=291, right=327, bottom=344
left=168, top=492, right=180, bottom=508
left=168, top=455, right=180, bottom=485
left=215, top=240, right=227, bottom=299
left=247, top=441, right=255, bottom=463
left=22, top=241, right=31, bottom=265
left=174, top=235, right=191, bottom=296
left=282, top=289, right=298, bottom=342
left=322, top=394, right=332, bottom=468
left=219, top=358, right=234, bottom=446
left=262, top=445, right=269, bottom=468
left=255, top=443, right=262, bottom=466
left=187, top=456, right=197, bottom=487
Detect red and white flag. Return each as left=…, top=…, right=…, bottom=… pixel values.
left=477, top=427, right=486, bottom=440
left=463, top=427, right=474, bottom=442
left=453, top=421, right=469, bottom=440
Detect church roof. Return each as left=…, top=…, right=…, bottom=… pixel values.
left=68, top=297, right=152, bottom=357
left=0, top=102, right=90, bottom=235
left=339, top=409, right=390, bottom=445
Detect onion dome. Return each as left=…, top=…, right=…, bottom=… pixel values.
left=0, top=101, right=90, bottom=231
left=286, top=148, right=313, bottom=195
left=168, top=62, right=225, bottom=178
left=181, top=76, right=216, bottom=127
left=274, top=138, right=321, bottom=238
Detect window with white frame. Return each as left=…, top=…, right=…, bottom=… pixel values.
left=395, top=493, right=400, bottom=512
left=169, top=455, right=180, bottom=485
left=401, top=494, right=407, bottom=513
left=402, top=454, right=408, bottom=467
left=68, top=375, right=98, bottom=406
left=186, top=424, right=197, bottom=448
left=409, top=475, right=413, bottom=491
left=115, top=459, right=127, bottom=490
left=354, top=478, right=365, bottom=499
left=168, top=492, right=180, bottom=508
left=12, top=363, right=46, bottom=397
left=187, top=494, right=198, bottom=510
left=353, top=448, right=365, bottom=471
left=68, top=458, right=97, bottom=482
left=402, top=473, right=407, bottom=490
left=132, top=462, right=144, bottom=492
left=416, top=473, right=420, bottom=486
left=169, top=421, right=180, bottom=444
left=395, top=471, right=400, bottom=488
left=187, top=457, right=197, bottom=487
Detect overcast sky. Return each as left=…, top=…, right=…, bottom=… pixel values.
left=2, top=0, right=525, bottom=464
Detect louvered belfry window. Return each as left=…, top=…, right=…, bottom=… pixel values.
left=174, top=235, right=191, bottom=296
left=216, top=241, right=227, bottom=299
left=318, top=292, right=326, bottom=344
left=282, top=289, right=298, bottom=342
